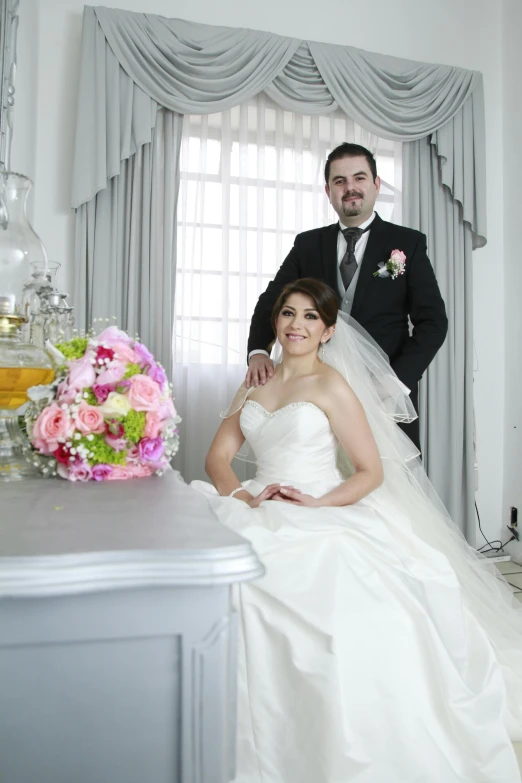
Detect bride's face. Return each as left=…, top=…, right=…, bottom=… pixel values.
left=275, top=292, right=335, bottom=355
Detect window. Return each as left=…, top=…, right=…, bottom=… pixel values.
left=172, top=93, right=402, bottom=480
left=174, top=93, right=402, bottom=366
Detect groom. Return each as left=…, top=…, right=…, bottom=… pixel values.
left=246, top=142, right=448, bottom=449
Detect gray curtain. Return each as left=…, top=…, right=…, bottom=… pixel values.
left=72, top=9, right=486, bottom=224
left=404, top=138, right=475, bottom=537
left=74, top=109, right=182, bottom=378
left=71, top=5, right=488, bottom=535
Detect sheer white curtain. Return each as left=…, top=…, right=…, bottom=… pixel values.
left=172, top=93, right=402, bottom=482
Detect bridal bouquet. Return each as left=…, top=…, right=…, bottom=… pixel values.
left=23, top=326, right=180, bottom=482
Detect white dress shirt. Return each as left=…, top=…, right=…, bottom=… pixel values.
left=249, top=212, right=376, bottom=361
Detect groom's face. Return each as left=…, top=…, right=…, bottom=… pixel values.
left=325, top=155, right=381, bottom=226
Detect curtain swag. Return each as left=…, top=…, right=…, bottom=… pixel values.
left=72, top=5, right=486, bottom=248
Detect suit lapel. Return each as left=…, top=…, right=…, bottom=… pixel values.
left=352, top=213, right=391, bottom=316
left=320, top=223, right=341, bottom=301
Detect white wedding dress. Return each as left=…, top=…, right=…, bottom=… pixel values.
left=192, top=319, right=522, bottom=783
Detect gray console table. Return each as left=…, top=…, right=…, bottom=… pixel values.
left=0, top=470, right=263, bottom=783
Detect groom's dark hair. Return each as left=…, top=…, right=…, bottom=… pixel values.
left=271, top=279, right=339, bottom=333
left=324, top=143, right=378, bottom=184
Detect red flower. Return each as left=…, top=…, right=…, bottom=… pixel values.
left=53, top=443, right=72, bottom=465
left=96, top=345, right=115, bottom=363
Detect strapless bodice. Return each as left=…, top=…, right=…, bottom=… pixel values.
left=240, top=400, right=343, bottom=494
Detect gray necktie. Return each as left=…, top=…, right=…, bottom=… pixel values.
left=340, top=227, right=365, bottom=290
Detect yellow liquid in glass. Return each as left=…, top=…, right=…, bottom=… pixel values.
left=0, top=367, right=55, bottom=410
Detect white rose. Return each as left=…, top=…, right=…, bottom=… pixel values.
left=98, top=392, right=131, bottom=418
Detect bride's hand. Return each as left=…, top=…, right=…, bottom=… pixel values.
left=276, top=487, right=320, bottom=506
left=248, top=484, right=286, bottom=508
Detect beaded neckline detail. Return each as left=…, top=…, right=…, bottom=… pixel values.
left=244, top=400, right=327, bottom=419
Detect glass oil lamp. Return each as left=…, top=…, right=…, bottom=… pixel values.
left=0, top=296, right=55, bottom=480
left=0, top=173, right=55, bottom=480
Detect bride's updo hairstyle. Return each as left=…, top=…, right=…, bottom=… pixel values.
left=271, top=278, right=339, bottom=333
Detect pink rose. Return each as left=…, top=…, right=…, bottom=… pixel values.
left=127, top=374, right=161, bottom=411
left=158, top=396, right=176, bottom=421
left=32, top=403, right=71, bottom=453
left=390, top=249, right=406, bottom=265
left=96, top=361, right=126, bottom=386
left=130, top=464, right=154, bottom=478
left=146, top=361, right=167, bottom=388
left=134, top=342, right=154, bottom=367
left=68, top=460, right=92, bottom=482
left=129, top=464, right=154, bottom=478
left=104, top=433, right=127, bottom=452
left=56, top=381, right=80, bottom=405
left=96, top=326, right=133, bottom=346
left=92, top=464, right=113, bottom=481
left=75, top=401, right=105, bottom=435
left=57, top=463, right=71, bottom=480
left=56, top=381, right=68, bottom=399
left=138, top=437, right=164, bottom=463
left=111, top=342, right=138, bottom=364
left=92, top=384, right=111, bottom=404
left=127, top=444, right=140, bottom=463
left=144, top=410, right=164, bottom=438
left=104, top=464, right=132, bottom=481
left=67, top=354, right=96, bottom=390
left=106, top=464, right=153, bottom=480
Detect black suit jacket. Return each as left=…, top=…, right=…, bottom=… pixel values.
left=247, top=214, right=448, bottom=394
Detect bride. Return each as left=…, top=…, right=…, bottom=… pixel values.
left=192, top=278, right=522, bottom=783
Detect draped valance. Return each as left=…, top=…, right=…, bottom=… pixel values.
left=72, top=6, right=486, bottom=247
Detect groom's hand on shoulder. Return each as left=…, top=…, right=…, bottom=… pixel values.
left=246, top=354, right=275, bottom=388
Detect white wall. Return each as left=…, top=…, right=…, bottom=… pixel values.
left=11, top=0, right=508, bottom=542
left=502, top=0, right=522, bottom=557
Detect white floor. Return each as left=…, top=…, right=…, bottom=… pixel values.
left=516, top=743, right=522, bottom=775
left=495, top=559, right=522, bottom=772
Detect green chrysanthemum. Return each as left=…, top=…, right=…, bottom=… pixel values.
left=55, top=337, right=89, bottom=360
left=82, top=388, right=98, bottom=406
left=122, top=409, right=146, bottom=444
left=122, top=363, right=141, bottom=380
left=79, top=433, right=126, bottom=465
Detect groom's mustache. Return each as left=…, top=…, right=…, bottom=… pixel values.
left=343, top=191, right=364, bottom=201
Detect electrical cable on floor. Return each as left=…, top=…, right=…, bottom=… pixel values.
left=475, top=501, right=516, bottom=554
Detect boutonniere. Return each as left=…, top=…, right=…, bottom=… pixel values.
left=373, top=249, right=406, bottom=279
